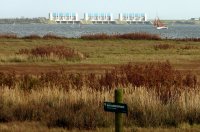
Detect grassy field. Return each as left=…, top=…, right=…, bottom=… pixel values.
left=0, top=38, right=200, bottom=78
left=0, top=38, right=200, bottom=64
left=0, top=36, right=200, bottom=131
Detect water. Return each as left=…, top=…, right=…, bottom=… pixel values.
left=0, top=24, right=200, bottom=39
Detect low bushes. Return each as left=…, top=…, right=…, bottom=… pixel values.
left=0, top=33, right=17, bottom=39
left=17, top=45, right=85, bottom=61
left=0, top=61, right=198, bottom=101
left=81, top=32, right=161, bottom=40
left=153, top=44, right=175, bottom=50
left=0, top=61, right=199, bottom=129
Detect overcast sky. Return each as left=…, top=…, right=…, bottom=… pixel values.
left=0, top=0, right=199, bottom=20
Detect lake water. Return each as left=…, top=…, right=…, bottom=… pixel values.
left=0, top=24, right=200, bottom=39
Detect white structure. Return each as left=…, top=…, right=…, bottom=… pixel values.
left=49, top=12, right=79, bottom=24
left=119, top=13, right=147, bottom=23
left=84, top=13, right=114, bottom=24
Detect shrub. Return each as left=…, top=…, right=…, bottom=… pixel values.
left=22, top=34, right=41, bottom=39
left=153, top=44, right=175, bottom=50
left=81, top=32, right=161, bottom=40
left=0, top=33, right=17, bottom=39
left=17, top=45, right=85, bottom=60
left=43, top=34, right=64, bottom=39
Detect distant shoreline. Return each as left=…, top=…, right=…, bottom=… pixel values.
left=0, top=18, right=200, bottom=25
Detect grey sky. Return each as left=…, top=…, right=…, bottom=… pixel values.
left=0, top=0, right=199, bottom=20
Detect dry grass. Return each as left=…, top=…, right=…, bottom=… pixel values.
left=1, top=122, right=200, bottom=132
left=1, top=86, right=200, bottom=129
left=81, top=32, right=161, bottom=40
left=0, top=61, right=199, bottom=129
left=16, top=45, right=85, bottom=62
left=22, top=34, right=42, bottom=39
left=43, top=33, right=64, bottom=39
left=176, top=38, right=200, bottom=42
left=0, top=33, right=17, bottom=39
left=0, top=61, right=197, bottom=96
left=153, top=44, right=175, bottom=50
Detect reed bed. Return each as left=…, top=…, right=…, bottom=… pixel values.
left=153, top=44, right=175, bottom=50
left=0, top=33, right=17, bottom=39
left=0, top=61, right=199, bottom=129
left=1, top=86, right=200, bottom=129
left=17, top=45, right=85, bottom=61
left=80, top=32, right=161, bottom=40
left=1, top=33, right=200, bottom=42
left=22, top=34, right=42, bottom=39
left=176, top=38, right=200, bottom=42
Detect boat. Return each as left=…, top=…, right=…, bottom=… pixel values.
left=153, top=17, right=168, bottom=29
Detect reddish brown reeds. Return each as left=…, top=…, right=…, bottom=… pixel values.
left=0, top=61, right=199, bottom=129
left=0, top=33, right=17, bottom=39
left=17, top=45, right=85, bottom=60
left=153, top=44, right=175, bottom=50
left=176, top=38, right=200, bottom=42
left=43, top=33, right=64, bottom=39
left=115, top=32, right=161, bottom=40
left=0, top=61, right=198, bottom=102
left=81, top=33, right=110, bottom=40
left=81, top=32, right=161, bottom=40
left=21, top=34, right=41, bottom=39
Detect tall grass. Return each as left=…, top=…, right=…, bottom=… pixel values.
left=1, top=33, right=200, bottom=41
left=0, top=61, right=199, bottom=129
left=0, top=33, right=17, bottom=39
left=153, top=44, right=175, bottom=50
left=176, top=38, right=200, bottom=42
left=81, top=32, right=161, bottom=40
left=22, top=34, right=42, bottom=39
left=0, top=61, right=198, bottom=99
left=17, top=45, right=85, bottom=61
left=1, top=86, right=200, bottom=129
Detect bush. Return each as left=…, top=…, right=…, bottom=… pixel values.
left=22, top=34, right=41, bottom=39
left=0, top=33, right=17, bottom=39
left=43, top=34, right=64, bottom=39
left=81, top=32, right=161, bottom=40
left=153, top=44, right=175, bottom=50
left=17, top=45, right=85, bottom=60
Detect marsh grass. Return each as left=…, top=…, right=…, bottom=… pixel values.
left=0, top=38, right=200, bottom=65
left=15, top=45, right=85, bottom=62
left=22, top=34, right=42, bottom=39
left=0, top=33, right=17, bottom=39
left=81, top=32, right=161, bottom=40
left=0, top=61, right=199, bottom=129
left=153, top=44, right=175, bottom=50
left=1, top=86, right=200, bottom=129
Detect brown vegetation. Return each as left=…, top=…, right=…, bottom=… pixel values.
left=0, top=33, right=17, bottom=39
left=0, top=61, right=199, bottom=129
left=153, top=44, right=175, bottom=50
left=176, top=38, right=200, bottom=42
left=22, top=34, right=42, bottom=39
left=17, top=45, right=85, bottom=60
left=43, top=33, right=64, bottom=39
left=81, top=32, right=161, bottom=40
left=0, top=61, right=198, bottom=101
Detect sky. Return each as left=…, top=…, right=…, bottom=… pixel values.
left=0, top=0, right=199, bottom=20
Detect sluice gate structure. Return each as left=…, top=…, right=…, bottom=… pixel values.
left=49, top=12, right=149, bottom=24
left=49, top=12, right=79, bottom=24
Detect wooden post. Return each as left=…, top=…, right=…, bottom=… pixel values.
left=115, top=89, right=123, bottom=132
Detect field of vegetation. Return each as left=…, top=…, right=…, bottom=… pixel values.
left=0, top=33, right=200, bottom=131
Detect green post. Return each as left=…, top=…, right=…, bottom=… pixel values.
left=115, top=89, right=123, bottom=132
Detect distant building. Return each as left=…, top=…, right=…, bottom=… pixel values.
left=48, top=12, right=149, bottom=24
left=119, top=13, right=147, bottom=23
left=49, top=12, right=79, bottom=24
left=84, top=12, right=114, bottom=24
left=190, top=18, right=200, bottom=21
